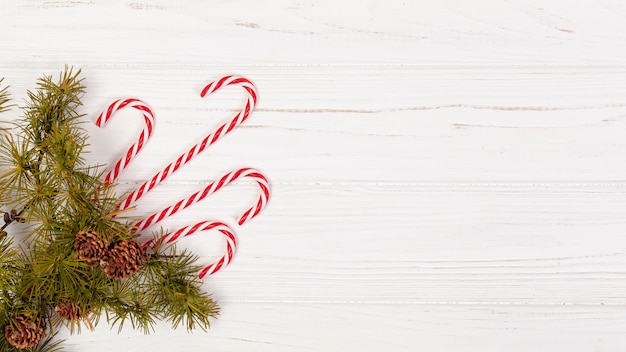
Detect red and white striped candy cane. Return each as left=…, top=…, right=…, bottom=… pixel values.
left=135, top=167, right=269, bottom=276
left=134, top=167, right=270, bottom=231
left=95, top=98, right=155, bottom=185
left=118, top=75, right=257, bottom=210
left=143, top=220, right=236, bottom=278
left=99, top=76, right=269, bottom=277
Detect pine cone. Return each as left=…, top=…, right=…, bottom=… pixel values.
left=4, top=314, right=45, bottom=349
left=3, top=209, right=23, bottom=225
left=55, top=302, right=89, bottom=322
left=100, top=240, right=146, bottom=279
left=75, top=230, right=107, bottom=262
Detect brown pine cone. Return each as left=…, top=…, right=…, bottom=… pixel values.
left=3, top=209, right=23, bottom=225
left=55, top=302, right=89, bottom=322
left=100, top=240, right=146, bottom=279
left=4, top=314, right=45, bottom=349
left=75, top=230, right=107, bottom=262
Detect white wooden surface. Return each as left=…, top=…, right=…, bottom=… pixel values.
left=3, top=0, right=626, bottom=350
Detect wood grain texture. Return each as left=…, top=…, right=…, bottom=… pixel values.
left=8, top=65, right=626, bottom=183
left=56, top=303, right=626, bottom=352
left=3, top=0, right=626, bottom=351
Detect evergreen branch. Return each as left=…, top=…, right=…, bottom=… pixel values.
left=30, top=333, right=64, bottom=352
left=143, top=241, right=218, bottom=331
left=0, top=67, right=220, bottom=350
left=0, top=79, right=10, bottom=114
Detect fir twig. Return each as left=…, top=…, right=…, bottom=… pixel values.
left=0, top=67, right=219, bottom=351
left=0, top=79, right=10, bottom=114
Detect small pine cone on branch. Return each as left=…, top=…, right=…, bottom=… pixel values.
left=55, top=302, right=89, bottom=322
left=4, top=314, right=46, bottom=349
left=100, top=240, right=146, bottom=279
left=75, top=230, right=107, bottom=262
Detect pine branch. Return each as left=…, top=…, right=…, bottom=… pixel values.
left=0, top=79, right=10, bottom=114
left=29, top=333, right=64, bottom=352
left=0, top=68, right=220, bottom=350
left=143, top=241, right=218, bottom=331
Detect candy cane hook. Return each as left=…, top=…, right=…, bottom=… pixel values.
left=136, top=167, right=269, bottom=276
left=119, top=75, right=257, bottom=210
left=143, top=220, right=236, bottom=278
left=96, top=98, right=155, bottom=185
left=134, top=167, right=270, bottom=231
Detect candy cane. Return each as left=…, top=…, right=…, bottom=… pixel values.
left=96, top=98, right=155, bottom=185
left=99, top=76, right=268, bottom=277
left=143, top=220, right=236, bottom=278
left=118, top=75, right=257, bottom=210
left=134, top=167, right=270, bottom=231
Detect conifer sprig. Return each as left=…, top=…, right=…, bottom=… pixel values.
left=0, top=79, right=10, bottom=114
left=0, top=67, right=219, bottom=351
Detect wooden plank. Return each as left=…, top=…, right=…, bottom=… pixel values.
left=76, top=182, right=626, bottom=305
left=4, top=66, right=626, bottom=182
left=3, top=1, right=626, bottom=64
left=59, top=303, right=626, bottom=352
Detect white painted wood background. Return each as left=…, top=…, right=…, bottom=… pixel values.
left=3, top=0, right=626, bottom=350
